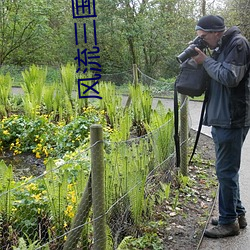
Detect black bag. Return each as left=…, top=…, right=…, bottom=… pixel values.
left=174, top=58, right=209, bottom=168
left=175, top=58, right=209, bottom=97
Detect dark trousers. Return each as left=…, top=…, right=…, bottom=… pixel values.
left=211, top=126, right=249, bottom=225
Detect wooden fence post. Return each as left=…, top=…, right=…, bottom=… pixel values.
left=133, top=64, right=138, bottom=85
left=63, top=175, right=92, bottom=250
left=91, top=124, right=106, bottom=250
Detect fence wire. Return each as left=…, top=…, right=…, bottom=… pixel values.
left=102, top=70, right=133, bottom=86
left=0, top=118, right=181, bottom=249
left=0, top=66, right=192, bottom=249
left=137, top=67, right=175, bottom=96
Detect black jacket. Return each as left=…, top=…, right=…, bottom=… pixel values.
left=203, top=26, right=250, bottom=128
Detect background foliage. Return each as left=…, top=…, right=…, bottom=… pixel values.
left=1, top=0, right=250, bottom=80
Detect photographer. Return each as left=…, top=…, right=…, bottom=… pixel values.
left=192, top=15, right=250, bottom=238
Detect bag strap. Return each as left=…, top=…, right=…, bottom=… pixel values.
left=174, top=80, right=180, bottom=168
left=188, top=91, right=208, bottom=164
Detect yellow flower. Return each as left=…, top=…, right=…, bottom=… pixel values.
left=26, top=183, right=37, bottom=191
left=3, top=130, right=9, bottom=135
left=36, top=152, right=41, bottom=158
left=10, top=143, right=14, bottom=150
left=12, top=207, right=17, bottom=212
left=42, top=147, right=49, bottom=157
left=32, top=193, right=42, bottom=201
left=65, top=205, right=74, bottom=218
left=14, top=149, right=21, bottom=155
left=71, top=195, right=76, bottom=204
left=21, top=176, right=32, bottom=181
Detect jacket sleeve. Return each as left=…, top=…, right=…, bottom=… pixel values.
left=203, top=37, right=250, bottom=88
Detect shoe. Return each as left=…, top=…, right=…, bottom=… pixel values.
left=204, top=222, right=240, bottom=238
left=211, top=214, right=247, bottom=229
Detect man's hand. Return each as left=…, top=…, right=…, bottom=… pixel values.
left=192, top=47, right=207, bottom=64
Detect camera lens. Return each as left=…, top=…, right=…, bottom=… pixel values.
left=176, top=44, right=198, bottom=63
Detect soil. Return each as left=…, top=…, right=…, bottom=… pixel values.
left=158, top=130, right=217, bottom=250
left=0, top=152, right=45, bottom=180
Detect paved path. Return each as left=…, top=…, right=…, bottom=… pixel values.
left=199, top=134, right=250, bottom=250
left=154, top=97, right=250, bottom=250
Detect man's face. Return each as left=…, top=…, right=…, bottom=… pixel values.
left=196, top=30, right=221, bottom=49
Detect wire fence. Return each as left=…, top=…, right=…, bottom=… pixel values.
left=137, top=67, right=175, bottom=95
left=0, top=64, right=175, bottom=96
left=0, top=114, right=190, bottom=249
left=0, top=64, right=191, bottom=249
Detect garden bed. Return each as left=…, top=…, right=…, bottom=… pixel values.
left=104, top=130, right=217, bottom=250
left=161, top=131, right=217, bottom=250
left=0, top=129, right=217, bottom=250
left=0, top=66, right=217, bottom=248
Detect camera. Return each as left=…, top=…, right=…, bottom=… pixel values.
left=176, top=36, right=208, bottom=64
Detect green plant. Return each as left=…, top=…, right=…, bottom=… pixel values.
left=129, top=83, right=153, bottom=129
left=172, top=190, right=180, bottom=210
left=50, top=80, right=75, bottom=122
left=0, top=115, right=57, bottom=157
left=0, top=65, right=24, bottom=86
left=105, top=136, right=154, bottom=235
left=0, top=76, right=184, bottom=248
left=178, top=173, right=191, bottom=189
left=12, top=177, right=49, bottom=241
left=43, top=159, right=70, bottom=225
left=0, top=161, right=15, bottom=222
left=60, top=63, right=76, bottom=100
left=97, top=81, right=123, bottom=128
left=43, top=84, right=56, bottom=114
left=42, top=157, right=90, bottom=230
left=145, top=100, right=174, bottom=163
left=13, top=237, right=41, bottom=250
left=21, top=65, right=47, bottom=118
left=56, top=115, right=94, bottom=153
left=157, top=182, right=171, bottom=204
left=0, top=143, right=91, bottom=248
left=0, top=107, right=104, bottom=158
left=0, top=72, right=12, bottom=116
left=117, top=233, right=163, bottom=250
left=109, top=109, right=132, bottom=142
left=0, top=161, right=18, bottom=248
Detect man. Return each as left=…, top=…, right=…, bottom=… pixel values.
left=192, top=15, right=250, bottom=238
